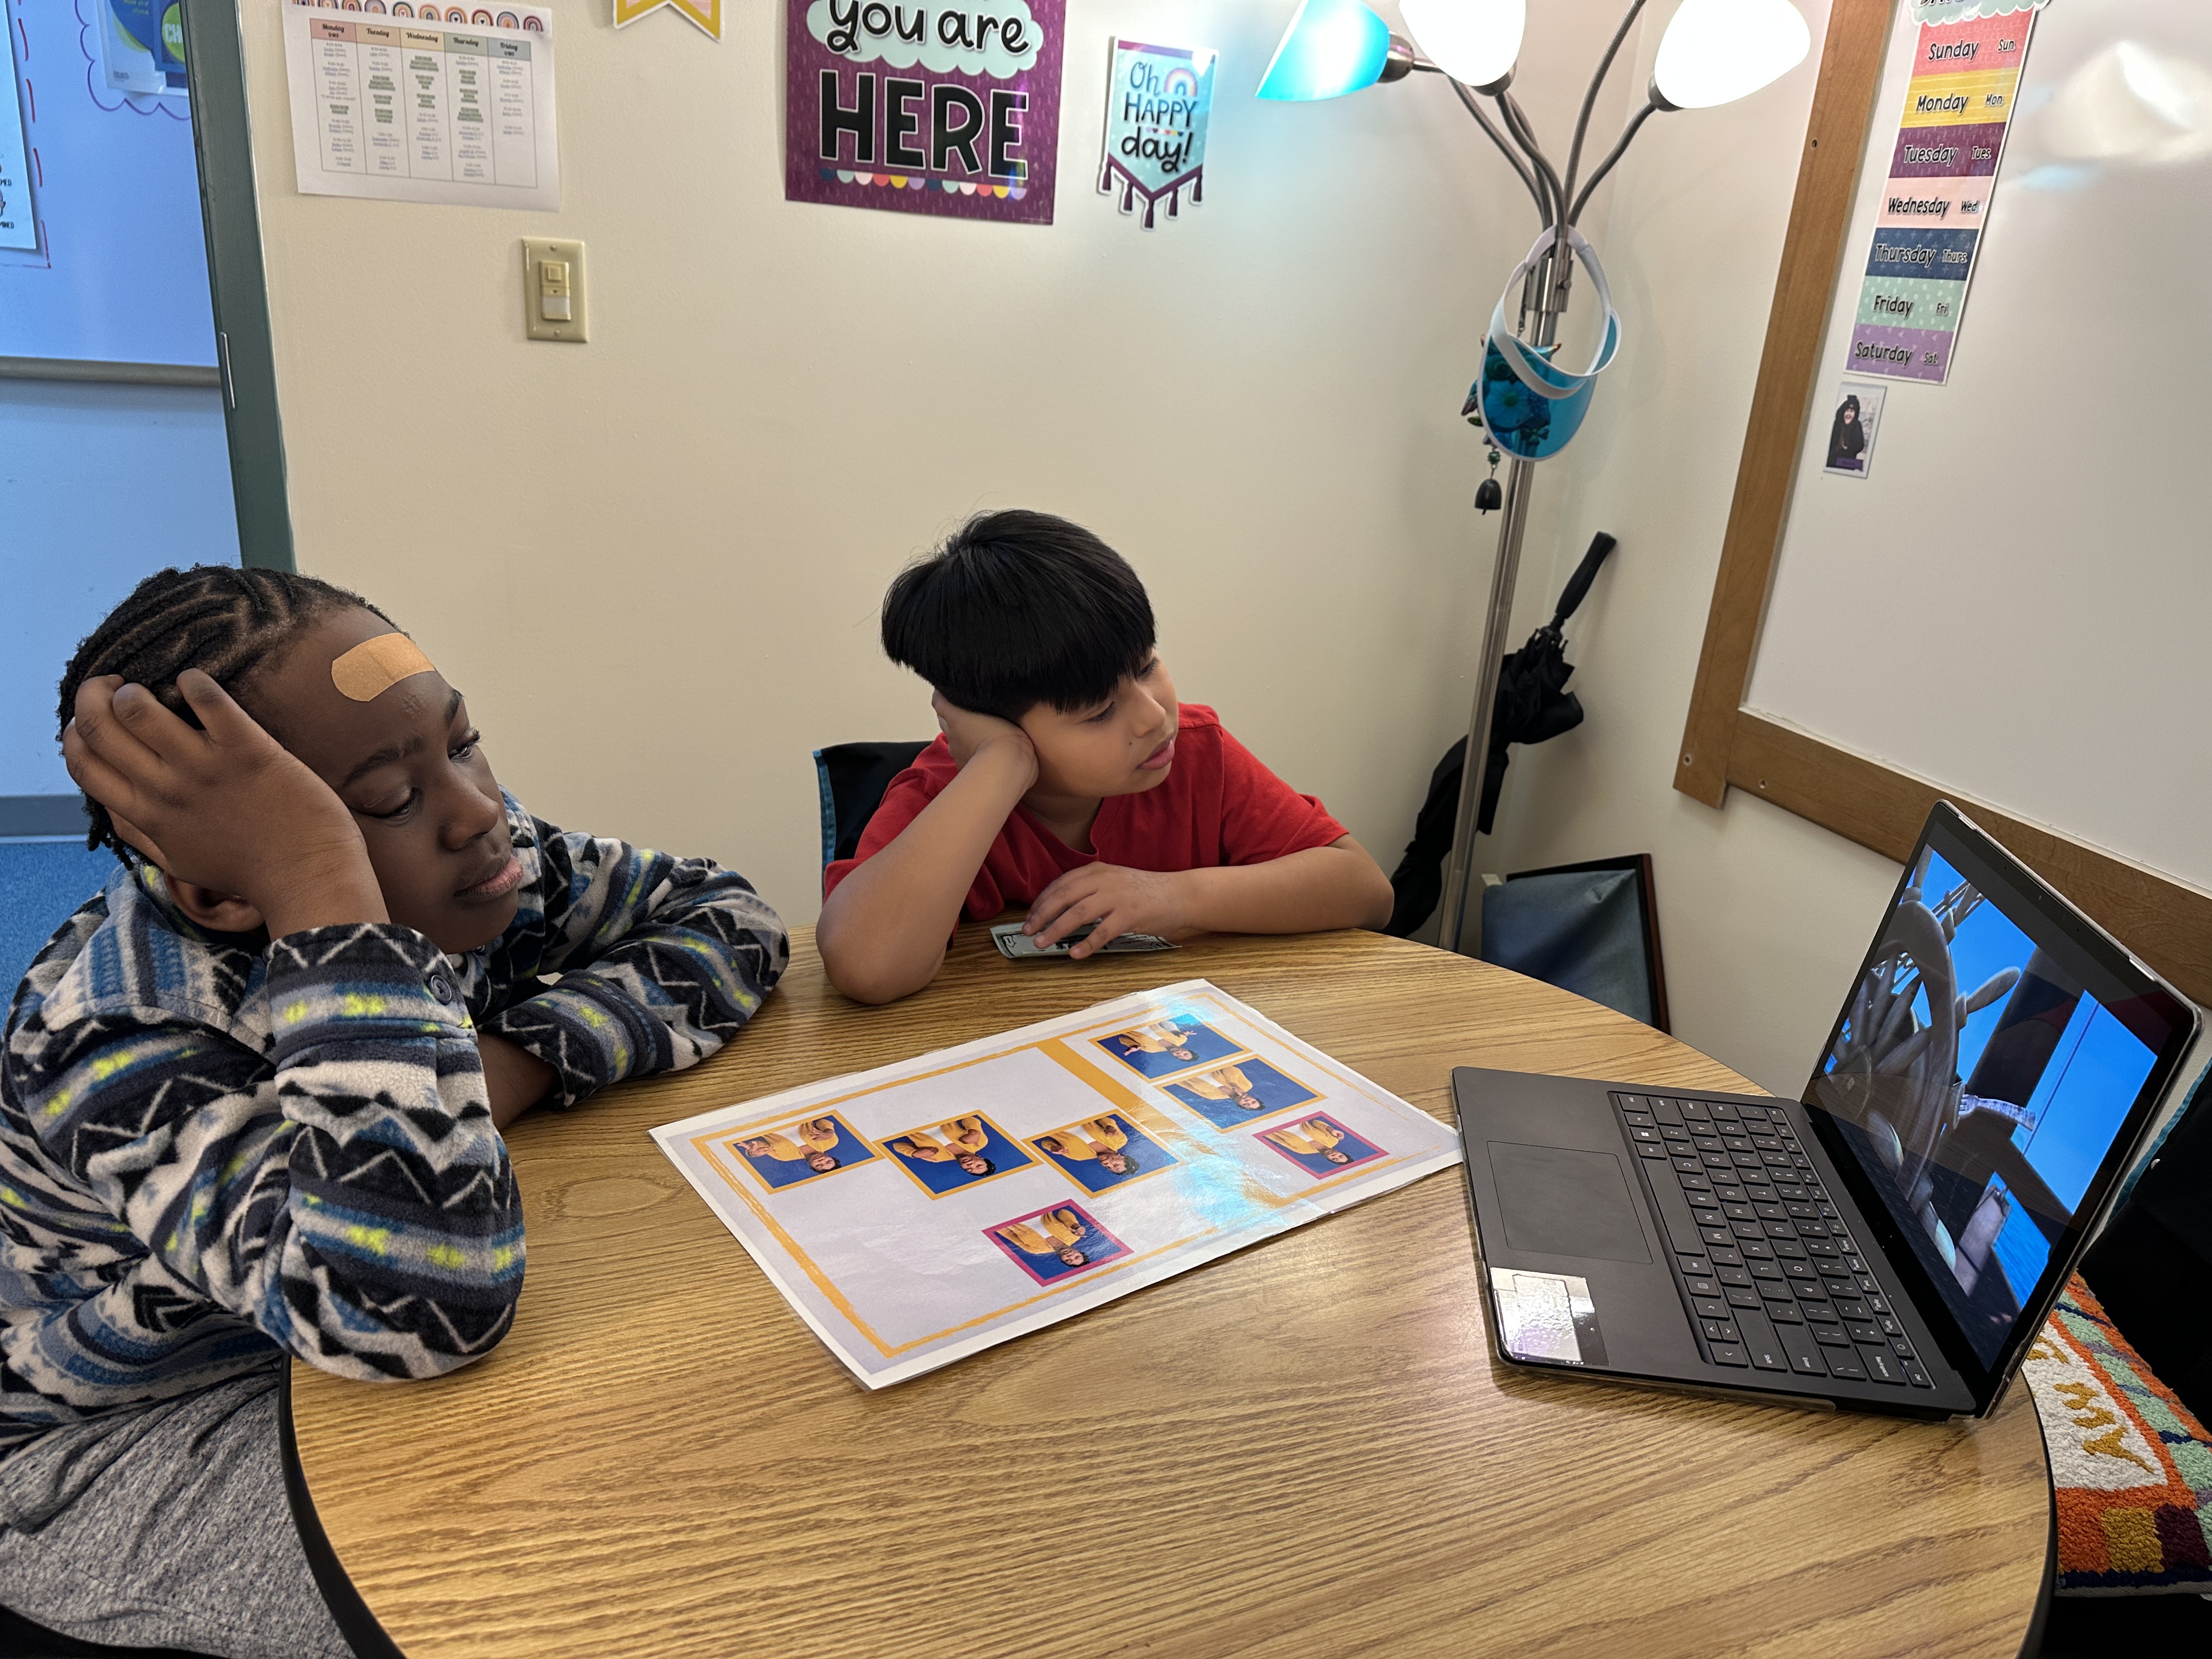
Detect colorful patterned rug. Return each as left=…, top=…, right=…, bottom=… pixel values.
left=2023, top=1276, right=2212, bottom=1594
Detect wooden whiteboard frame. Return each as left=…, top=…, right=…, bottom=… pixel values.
left=1669, top=0, right=2212, bottom=1009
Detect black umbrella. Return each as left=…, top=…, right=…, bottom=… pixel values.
left=1386, top=532, right=1617, bottom=936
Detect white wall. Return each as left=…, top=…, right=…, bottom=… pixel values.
left=1475, top=0, right=1928, bottom=1095
left=239, top=0, right=1634, bottom=944
left=1482, top=2, right=2212, bottom=1102
left=245, top=0, right=2188, bottom=1102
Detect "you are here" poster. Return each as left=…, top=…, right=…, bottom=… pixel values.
left=785, top=0, right=1065, bottom=224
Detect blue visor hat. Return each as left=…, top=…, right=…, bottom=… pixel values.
left=1470, top=227, right=1622, bottom=461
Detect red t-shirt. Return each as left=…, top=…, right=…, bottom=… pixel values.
left=822, top=704, right=1350, bottom=922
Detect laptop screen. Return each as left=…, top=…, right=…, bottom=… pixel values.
left=1803, top=808, right=2193, bottom=1382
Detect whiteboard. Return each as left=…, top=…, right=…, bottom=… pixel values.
left=0, top=0, right=218, bottom=365
left=1746, top=0, right=2212, bottom=895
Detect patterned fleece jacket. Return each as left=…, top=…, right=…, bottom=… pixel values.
left=0, top=794, right=788, bottom=1450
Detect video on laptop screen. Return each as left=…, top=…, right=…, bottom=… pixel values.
left=1807, top=847, right=2170, bottom=1367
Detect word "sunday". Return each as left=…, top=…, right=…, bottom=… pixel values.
left=1925, top=35, right=2019, bottom=65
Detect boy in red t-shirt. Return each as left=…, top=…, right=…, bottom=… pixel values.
left=819, top=510, right=1393, bottom=1003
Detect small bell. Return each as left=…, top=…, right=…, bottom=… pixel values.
left=1474, top=448, right=1504, bottom=513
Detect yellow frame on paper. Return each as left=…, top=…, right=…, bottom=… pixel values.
left=682, top=994, right=1414, bottom=1359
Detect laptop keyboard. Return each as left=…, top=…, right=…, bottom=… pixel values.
left=1611, top=1093, right=1933, bottom=1389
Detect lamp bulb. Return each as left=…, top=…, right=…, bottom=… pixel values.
left=1400, top=0, right=1526, bottom=92
left=1652, top=0, right=1811, bottom=111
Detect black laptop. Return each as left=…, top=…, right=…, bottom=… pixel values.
left=1455, top=803, right=2200, bottom=1418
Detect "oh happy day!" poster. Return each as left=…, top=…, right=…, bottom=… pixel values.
left=785, top=0, right=1066, bottom=224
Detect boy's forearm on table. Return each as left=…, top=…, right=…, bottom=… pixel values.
left=818, top=747, right=1030, bottom=1001
left=487, top=856, right=790, bottom=1107
left=1176, top=842, right=1394, bottom=935
left=478, top=1033, right=556, bottom=1128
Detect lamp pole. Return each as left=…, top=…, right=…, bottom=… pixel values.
left=1420, top=2, right=1653, bottom=957
left=1258, top=0, right=1812, bottom=954
left=1435, top=460, right=1531, bottom=956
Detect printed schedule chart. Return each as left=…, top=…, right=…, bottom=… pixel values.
left=1848, top=9, right=2035, bottom=384
left=283, top=1, right=560, bottom=210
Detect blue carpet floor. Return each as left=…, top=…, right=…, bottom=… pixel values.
left=1, top=841, right=119, bottom=990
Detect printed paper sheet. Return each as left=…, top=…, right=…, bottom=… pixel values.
left=1848, top=6, right=2036, bottom=383
left=653, top=979, right=1464, bottom=1387
left=0, top=15, right=33, bottom=252
left=281, top=0, right=560, bottom=211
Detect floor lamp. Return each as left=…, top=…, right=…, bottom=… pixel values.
left=1259, top=0, right=1812, bottom=955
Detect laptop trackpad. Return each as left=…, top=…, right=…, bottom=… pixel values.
left=1487, top=1142, right=1651, bottom=1263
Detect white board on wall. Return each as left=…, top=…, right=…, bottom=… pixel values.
left=1746, top=0, right=2212, bottom=894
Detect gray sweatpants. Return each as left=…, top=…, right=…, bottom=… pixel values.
left=0, top=1368, right=352, bottom=1658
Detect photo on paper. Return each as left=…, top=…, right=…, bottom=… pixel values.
left=723, top=1113, right=877, bottom=1191
left=1029, top=1113, right=1177, bottom=1194
left=1823, top=379, right=1887, bottom=479
left=877, top=1113, right=1034, bottom=1197
left=1094, top=1018, right=1242, bottom=1079
left=985, top=1203, right=1131, bottom=1284
left=1163, top=1057, right=1320, bottom=1129
left=1254, top=1113, right=1386, bottom=1180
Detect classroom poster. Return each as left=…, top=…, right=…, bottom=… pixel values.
left=99, top=0, right=187, bottom=98
left=653, top=980, right=1464, bottom=1388
left=1097, top=38, right=1214, bottom=231
left=0, top=16, right=32, bottom=252
left=1909, top=0, right=2046, bottom=24
left=280, top=0, right=561, bottom=211
left=613, top=0, right=723, bottom=40
left=785, top=0, right=1066, bottom=224
left=1848, top=5, right=2039, bottom=383
left=1821, top=379, right=1887, bottom=479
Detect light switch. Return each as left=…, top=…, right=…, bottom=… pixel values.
left=522, top=239, right=588, bottom=342
left=539, top=259, right=571, bottom=319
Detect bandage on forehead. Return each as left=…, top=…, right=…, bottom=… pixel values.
left=330, top=633, right=438, bottom=701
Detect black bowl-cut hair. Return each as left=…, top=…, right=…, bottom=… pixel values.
left=55, top=565, right=391, bottom=866
left=880, top=510, right=1155, bottom=721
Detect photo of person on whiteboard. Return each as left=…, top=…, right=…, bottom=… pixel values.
left=1826, top=393, right=1866, bottom=473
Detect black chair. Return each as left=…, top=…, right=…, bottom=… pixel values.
left=2036, top=1592, right=2212, bottom=1657
left=2080, top=1062, right=2212, bottom=1424
left=0, top=1604, right=215, bottom=1658
left=811, top=741, right=929, bottom=869
left=1479, top=853, right=1671, bottom=1032
left=2025, top=1062, right=2212, bottom=1656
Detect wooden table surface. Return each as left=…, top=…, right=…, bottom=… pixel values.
left=290, top=927, right=2050, bottom=1658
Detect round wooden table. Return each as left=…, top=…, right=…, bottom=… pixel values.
left=289, top=928, right=2050, bottom=1657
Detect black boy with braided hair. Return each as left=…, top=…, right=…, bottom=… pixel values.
left=2, top=565, right=788, bottom=1657
left=54, top=564, right=391, bottom=864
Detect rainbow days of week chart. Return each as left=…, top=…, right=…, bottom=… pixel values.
left=1848, top=8, right=2037, bottom=385
left=281, top=0, right=561, bottom=210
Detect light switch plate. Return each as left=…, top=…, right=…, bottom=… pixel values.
left=522, top=238, right=588, bottom=342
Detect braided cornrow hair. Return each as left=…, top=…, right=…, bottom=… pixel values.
left=56, top=565, right=393, bottom=865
